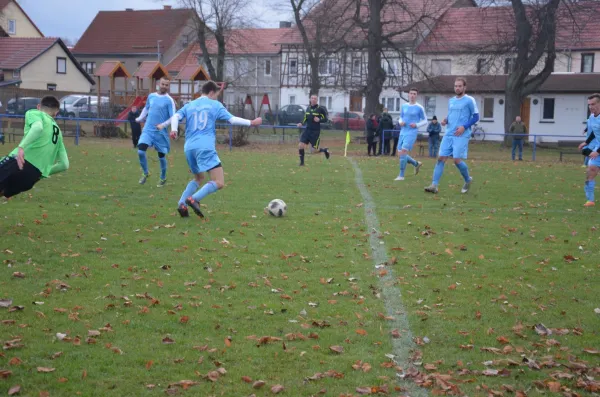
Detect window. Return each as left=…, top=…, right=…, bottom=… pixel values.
left=504, top=58, right=516, bottom=74
left=12, top=69, right=20, bottom=78
left=289, top=95, right=296, bottom=105
left=182, top=34, right=190, bottom=47
left=237, top=58, right=248, bottom=76
left=384, top=60, right=397, bottom=75
left=80, top=62, right=95, bottom=74
left=581, top=53, right=594, bottom=73
left=387, top=98, right=394, bottom=111
left=319, top=96, right=332, bottom=110
left=395, top=98, right=401, bottom=112
left=482, top=97, right=494, bottom=119
left=264, top=59, right=271, bottom=76
left=319, top=59, right=334, bottom=75
left=476, top=59, right=490, bottom=74
left=57, top=57, right=67, bottom=74
left=352, top=58, right=361, bottom=76
left=431, top=59, right=451, bottom=76
left=224, top=58, right=234, bottom=77
left=289, top=58, right=297, bottom=75
left=424, top=96, right=436, bottom=118
left=47, top=84, right=57, bottom=91
left=7, top=19, right=16, bottom=35
left=542, top=98, right=555, bottom=120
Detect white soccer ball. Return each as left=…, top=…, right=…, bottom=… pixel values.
left=266, top=199, right=287, bottom=217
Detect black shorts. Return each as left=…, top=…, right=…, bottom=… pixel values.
left=0, top=157, right=42, bottom=198
left=300, top=129, right=321, bottom=149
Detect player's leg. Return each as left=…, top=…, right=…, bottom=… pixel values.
left=298, top=133, right=309, bottom=166
left=584, top=163, right=600, bottom=206
left=452, top=137, right=472, bottom=193
left=311, top=133, right=330, bottom=159
left=178, top=150, right=204, bottom=217
left=425, top=137, right=452, bottom=193
left=403, top=135, right=421, bottom=173
left=396, top=135, right=409, bottom=180
left=155, top=134, right=170, bottom=186
left=1, top=159, right=42, bottom=198
left=137, top=139, right=150, bottom=184
left=518, top=139, right=523, bottom=160
left=511, top=138, right=517, bottom=160
left=186, top=151, right=222, bottom=217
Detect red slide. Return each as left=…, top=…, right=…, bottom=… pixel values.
left=116, top=96, right=147, bottom=120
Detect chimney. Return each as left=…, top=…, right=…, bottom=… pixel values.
left=279, top=21, right=292, bottom=28
left=125, top=8, right=133, bottom=11
left=164, top=5, right=172, bottom=10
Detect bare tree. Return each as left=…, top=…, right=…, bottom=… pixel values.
left=178, top=0, right=253, bottom=82
left=288, top=0, right=355, bottom=96
left=353, top=0, right=447, bottom=116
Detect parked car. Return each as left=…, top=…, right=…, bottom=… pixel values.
left=265, top=104, right=306, bottom=125
left=59, top=95, right=109, bottom=118
left=330, top=111, right=366, bottom=131
left=6, top=97, right=41, bottom=115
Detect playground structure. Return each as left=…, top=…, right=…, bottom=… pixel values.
left=93, top=60, right=269, bottom=124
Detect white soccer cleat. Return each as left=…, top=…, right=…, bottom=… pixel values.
left=394, top=176, right=405, bottom=181
left=414, top=161, right=423, bottom=175
left=461, top=177, right=473, bottom=194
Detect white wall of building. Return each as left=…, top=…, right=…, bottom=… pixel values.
left=416, top=92, right=590, bottom=142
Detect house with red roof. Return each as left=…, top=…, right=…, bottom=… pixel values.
left=0, top=2, right=95, bottom=92
left=0, top=0, right=44, bottom=38
left=72, top=5, right=197, bottom=92
left=166, top=26, right=291, bottom=110
left=409, top=2, right=600, bottom=141
left=276, top=0, right=476, bottom=116
left=0, top=37, right=96, bottom=91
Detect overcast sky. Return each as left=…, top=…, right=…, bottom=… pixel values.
left=18, top=0, right=289, bottom=42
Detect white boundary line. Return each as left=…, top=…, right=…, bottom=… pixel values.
left=350, top=158, right=428, bottom=397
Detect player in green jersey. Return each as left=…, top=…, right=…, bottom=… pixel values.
left=0, top=96, right=69, bottom=198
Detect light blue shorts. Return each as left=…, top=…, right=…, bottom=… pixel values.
left=588, top=155, right=600, bottom=167
left=138, top=131, right=170, bottom=154
left=185, top=148, right=221, bottom=174
left=439, top=135, right=469, bottom=159
left=398, top=134, right=417, bottom=151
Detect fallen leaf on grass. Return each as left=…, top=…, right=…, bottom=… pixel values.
left=162, top=336, right=175, bottom=344
left=1, top=369, right=13, bottom=378
left=0, top=298, right=13, bottom=308
left=356, top=387, right=371, bottom=395
left=179, top=316, right=189, bottom=324
left=271, top=384, right=284, bottom=394
left=241, top=376, right=252, bottom=383
left=12, top=272, right=25, bottom=278
left=50, top=352, right=63, bottom=359
left=36, top=367, right=55, bottom=373
left=583, top=348, right=599, bottom=354
left=8, top=385, right=20, bottom=395
left=534, top=323, right=551, bottom=336
left=329, top=345, right=344, bottom=354
left=355, top=329, right=368, bottom=336
left=207, top=371, right=220, bottom=382
left=253, top=380, right=266, bottom=389
left=496, top=336, right=510, bottom=345
left=8, top=357, right=22, bottom=366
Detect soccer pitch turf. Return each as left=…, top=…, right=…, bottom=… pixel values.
left=1, top=139, right=599, bottom=396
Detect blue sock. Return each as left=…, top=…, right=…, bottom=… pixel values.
left=159, top=157, right=167, bottom=180
left=192, top=181, right=219, bottom=202
left=585, top=180, right=595, bottom=202
left=399, top=155, right=407, bottom=177
left=138, top=150, right=148, bottom=175
left=179, top=180, right=199, bottom=205
left=455, top=161, right=471, bottom=182
left=407, top=156, right=418, bottom=166
left=432, top=160, right=445, bottom=186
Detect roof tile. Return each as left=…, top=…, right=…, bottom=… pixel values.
left=73, top=8, right=193, bottom=55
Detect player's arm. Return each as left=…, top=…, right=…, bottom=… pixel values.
left=297, top=110, right=308, bottom=128
left=49, top=141, right=69, bottom=175
left=219, top=105, right=261, bottom=127
left=318, top=107, right=328, bottom=123
left=458, top=97, right=480, bottom=134
left=399, top=106, right=406, bottom=127
left=415, top=105, right=428, bottom=128
left=136, top=97, right=151, bottom=122
left=15, top=120, right=44, bottom=169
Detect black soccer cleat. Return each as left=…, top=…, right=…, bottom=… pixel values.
left=177, top=204, right=189, bottom=218
left=324, top=147, right=330, bottom=160
left=185, top=197, right=204, bottom=218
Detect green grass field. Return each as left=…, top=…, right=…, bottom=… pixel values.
left=1, top=139, right=599, bottom=397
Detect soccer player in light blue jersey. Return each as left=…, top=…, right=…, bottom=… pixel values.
left=425, top=77, right=479, bottom=194
left=161, top=81, right=262, bottom=218
left=395, top=88, right=426, bottom=181
left=136, top=76, right=176, bottom=187
left=578, top=94, right=600, bottom=207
